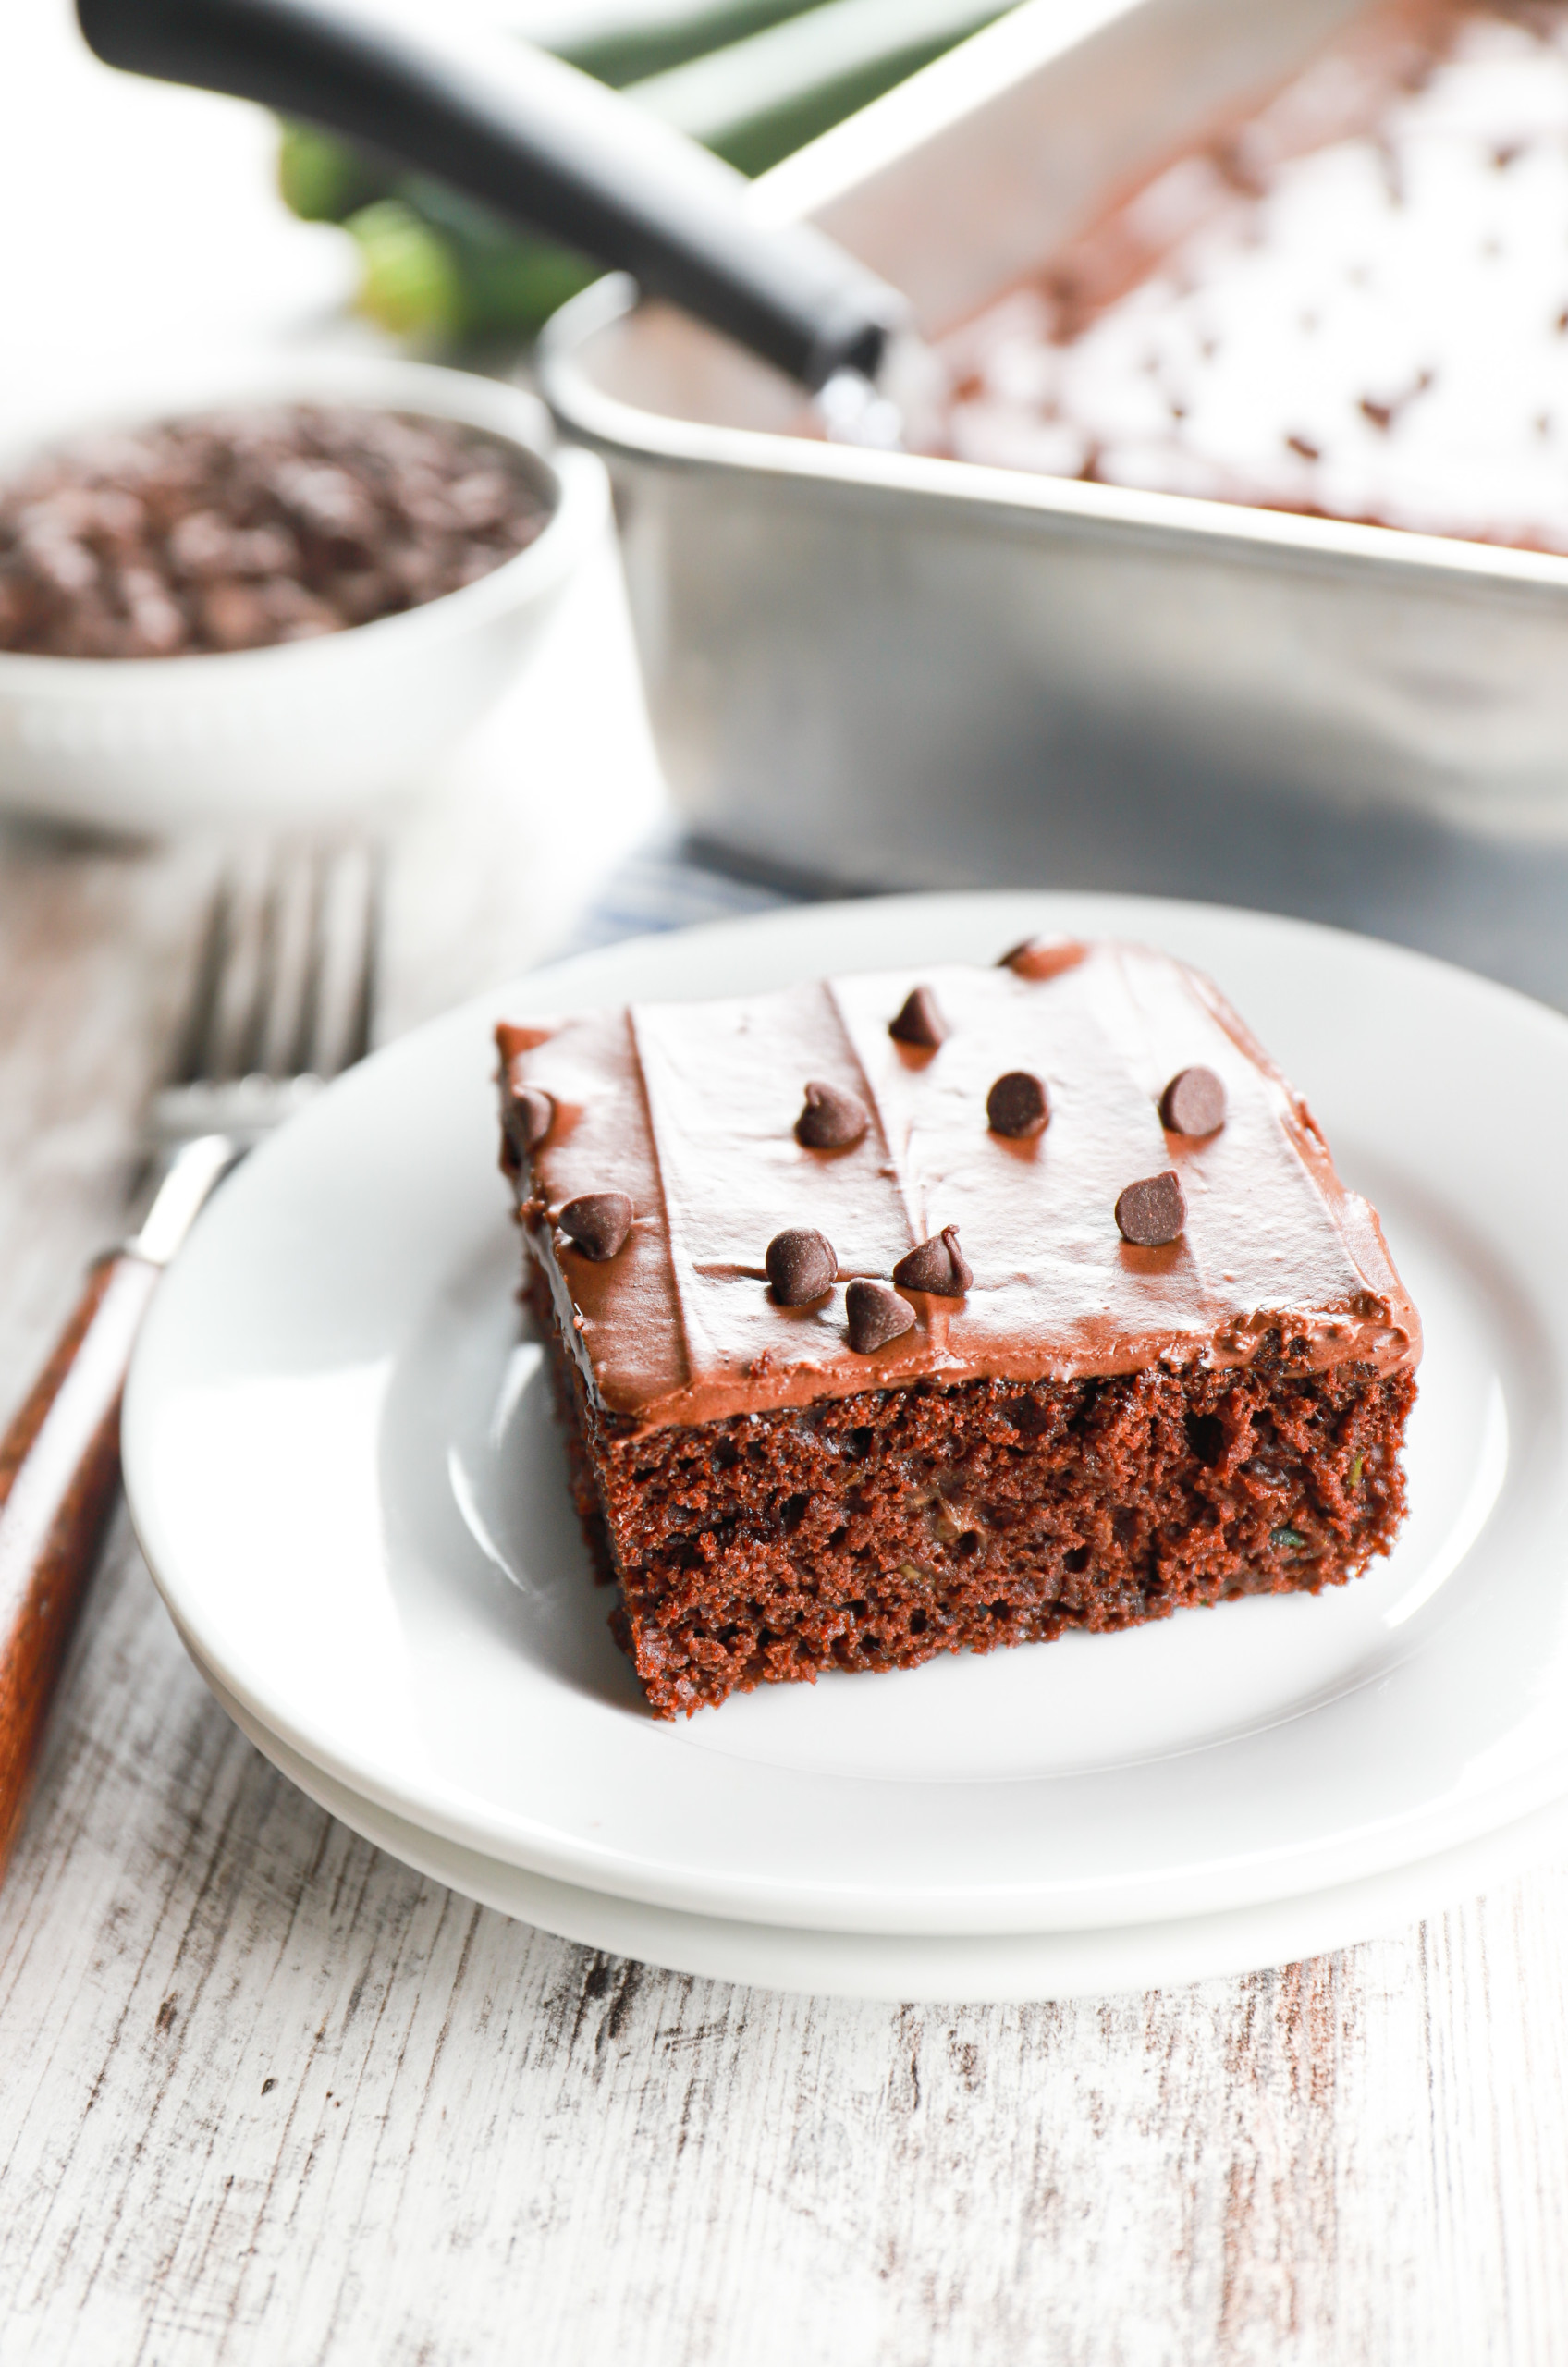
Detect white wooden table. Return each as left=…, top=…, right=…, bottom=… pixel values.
left=5, top=11, right=1568, bottom=2360
left=1, top=540, right=1566, bottom=2367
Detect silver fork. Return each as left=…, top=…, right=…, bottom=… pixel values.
left=0, top=842, right=378, bottom=1879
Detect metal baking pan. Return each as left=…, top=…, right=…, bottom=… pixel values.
left=541, top=0, right=1568, bottom=1006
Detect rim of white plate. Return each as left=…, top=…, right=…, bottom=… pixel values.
left=122, top=892, right=1568, bottom=1936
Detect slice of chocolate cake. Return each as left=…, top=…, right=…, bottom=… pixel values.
left=496, top=938, right=1420, bottom=1719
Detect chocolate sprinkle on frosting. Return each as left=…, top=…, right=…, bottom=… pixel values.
left=1160, top=1065, right=1228, bottom=1137
left=1115, top=1172, right=1186, bottom=1247
left=766, top=1226, right=838, bottom=1306
left=845, top=1279, right=917, bottom=1355
left=893, top=1225, right=973, bottom=1296
left=888, top=986, right=948, bottom=1049
left=986, top=1070, right=1050, bottom=1138
left=559, top=1191, right=633, bottom=1260
left=795, top=1080, right=868, bottom=1150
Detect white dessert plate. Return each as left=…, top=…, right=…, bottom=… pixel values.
left=187, top=1636, right=1568, bottom=2001
left=124, top=892, right=1568, bottom=1939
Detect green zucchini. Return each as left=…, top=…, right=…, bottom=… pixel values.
left=353, top=178, right=601, bottom=341
left=345, top=200, right=465, bottom=337
left=288, top=0, right=1014, bottom=342
left=508, top=0, right=830, bottom=88
left=277, top=119, right=394, bottom=222
left=633, top=0, right=1009, bottom=174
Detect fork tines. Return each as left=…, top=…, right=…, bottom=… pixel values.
left=173, top=841, right=379, bottom=1092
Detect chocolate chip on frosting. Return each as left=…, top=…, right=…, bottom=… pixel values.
left=559, top=1191, right=633, bottom=1260
left=1159, top=1065, right=1227, bottom=1136
left=998, top=937, right=1087, bottom=982
left=893, top=1225, right=973, bottom=1295
left=846, top=1279, right=917, bottom=1354
left=1115, top=1172, right=1186, bottom=1246
left=888, top=986, right=948, bottom=1049
left=795, top=1080, right=868, bottom=1150
left=986, top=1070, right=1050, bottom=1138
left=508, top=1085, right=555, bottom=1155
left=766, top=1226, right=838, bottom=1305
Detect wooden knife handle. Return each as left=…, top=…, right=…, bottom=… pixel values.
left=0, top=1254, right=160, bottom=1878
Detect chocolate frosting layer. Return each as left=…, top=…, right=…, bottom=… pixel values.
left=497, top=941, right=1421, bottom=1432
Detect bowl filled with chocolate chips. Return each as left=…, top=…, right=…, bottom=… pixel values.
left=0, top=353, right=607, bottom=831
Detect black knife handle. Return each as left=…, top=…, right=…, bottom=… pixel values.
left=77, top=0, right=907, bottom=388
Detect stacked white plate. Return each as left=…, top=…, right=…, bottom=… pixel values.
left=123, top=893, right=1568, bottom=2001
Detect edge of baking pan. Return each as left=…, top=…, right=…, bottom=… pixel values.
left=539, top=0, right=1568, bottom=613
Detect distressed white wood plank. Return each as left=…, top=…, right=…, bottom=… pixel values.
left=4, top=1512, right=1568, bottom=2365
left=0, top=826, right=215, bottom=1417
left=0, top=680, right=1565, bottom=2364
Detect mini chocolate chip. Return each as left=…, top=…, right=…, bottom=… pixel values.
left=1115, top=1172, right=1186, bottom=1246
left=795, top=1080, right=868, bottom=1150
left=766, top=1226, right=837, bottom=1305
left=559, top=1192, right=633, bottom=1260
left=888, top=986, right=948, bottom=1049
left=998, top=937, right=1086, bottom=982
left=0, top=407, right=549, bottom=659
left=846, top=1279, right=916, bottom=1354
left=1159, top=1065, right=1227, bottom=1136
left=508, top=1085, right=555, bottom=1154
left=986, top=1071, right=1050, bottom=1138
left=892, top=1225, right=972, bottom=1295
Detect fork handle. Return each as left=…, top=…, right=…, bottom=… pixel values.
left=0, top=1134, right=238, bottom=1881
left=0, top=1254, right=161, bottom=1875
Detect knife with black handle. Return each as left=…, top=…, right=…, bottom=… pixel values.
left=78, top=0, right=913, bottom=399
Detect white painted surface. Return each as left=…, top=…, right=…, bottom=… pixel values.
left=2, top=3, right=1567, bottom=2352
left=7, top=1532, right=1568, bottom=2362
left=0, top=601, right=1566, bottom=2353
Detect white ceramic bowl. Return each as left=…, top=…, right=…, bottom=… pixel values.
left=0, top=352, right=609, bottom=834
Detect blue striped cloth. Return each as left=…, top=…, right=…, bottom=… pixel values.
left=567, top=826, right=846, bottom=953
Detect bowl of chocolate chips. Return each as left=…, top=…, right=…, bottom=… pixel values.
left=0, top=354, right=607, bottom=831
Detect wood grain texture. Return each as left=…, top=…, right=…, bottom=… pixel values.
left=0, top=609, right=1566, bottom=2364
left=3, top=1524, right=1568, bottom=2366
